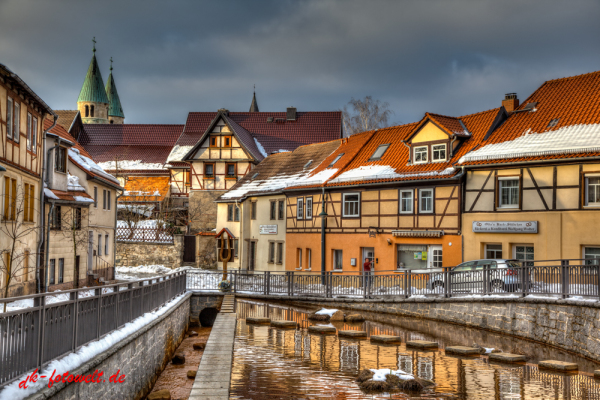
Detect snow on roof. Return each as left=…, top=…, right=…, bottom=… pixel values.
left=254, top=138, right=268, bottom=158
left=328, top=165, right=456, bottom=184
left=97, top=159, right=165, bottom=171
left=68, top=148, right=120, bottom=185
left=166, top=144, right=194, bottom=163
left=67, top=174, right=85, bottom=192
left=73, top=196, right=94, bottom=203
left=44, top=188, right=59, bottom=200
left=460, top=123, right=600, bottom=163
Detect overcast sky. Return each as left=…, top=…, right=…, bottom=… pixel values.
left=1, top=0, right=599, bottom=125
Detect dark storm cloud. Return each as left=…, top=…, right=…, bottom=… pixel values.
left=1, top=0, right=599, bottom=124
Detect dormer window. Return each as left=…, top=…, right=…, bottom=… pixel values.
left=329, top=153, right=344, bottom=167
left=369, top=144, right=390, bottom=161
left=432, top=144, right=446, bottom=162
left=414, top=146, right=428, bottom=163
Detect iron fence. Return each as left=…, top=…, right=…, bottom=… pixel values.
left=116, top=226, right=175, bottom=244
left=0, top=271, right=186, bottom=387
left=186, top=259, right=600, bottom=300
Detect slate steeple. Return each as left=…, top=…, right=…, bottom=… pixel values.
left=77, top=38, right=109, bottom=123
left=105, top=57, right=125, bottom=124
left=249, top=86, right=259, bottom=112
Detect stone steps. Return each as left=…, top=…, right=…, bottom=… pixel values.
left=220, top=294, right=235, bottom=313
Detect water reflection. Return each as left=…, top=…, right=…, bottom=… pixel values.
left=230, top=300, right=600, bottom=399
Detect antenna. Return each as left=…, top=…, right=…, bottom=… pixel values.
left=92, top=37, right=96, bottom=53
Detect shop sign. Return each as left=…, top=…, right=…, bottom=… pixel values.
left=472, top=221, right=537, bottom=234
left=259, top=225, right=278, bottom=235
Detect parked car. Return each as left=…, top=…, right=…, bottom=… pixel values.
left=427, top=259, right=522, bottom=293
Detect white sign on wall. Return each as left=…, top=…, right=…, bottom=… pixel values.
left=259, top=225, right=278, bottom=235
left=472, top=221, right=538, bottom=234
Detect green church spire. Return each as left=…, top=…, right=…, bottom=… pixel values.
left=105, top=57, right=124, bottom=118
left=77, top=38, right=109, bottom=104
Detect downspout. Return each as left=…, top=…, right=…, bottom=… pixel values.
left=44, top=202, right=55, bottom=293
left=401, top=140, right=411, bottom=164
left=318, top=186, right=328, bottom=285
left=449, top=135, right=457, bottom=157
left=113, top=189, right=123, bottom=276
left=235, top=199, right=242, bottom=271
left=37, top=113, right=58, bottom=294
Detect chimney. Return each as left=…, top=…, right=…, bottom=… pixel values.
left=286, top=107, right=297, bottom=121
left=502, top=93, right=519, bottom=113
left=218, top=108, right=229, bottom=116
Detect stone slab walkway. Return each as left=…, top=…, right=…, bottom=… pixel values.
left=189, top=303, right=237, bottom=400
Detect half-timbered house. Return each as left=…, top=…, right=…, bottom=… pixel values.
left=459, top=71, right=600, bottom=264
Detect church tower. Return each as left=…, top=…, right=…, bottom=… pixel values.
left=77, top=38, right=109, bottom=124
left=249, top=88, right=259, bottom=112
left=105, top=58, right=125, bottom=124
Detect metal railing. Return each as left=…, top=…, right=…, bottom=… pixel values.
left=186, top=259, right=600, bottom=300
left=0, top=271, right=186, bottom=387
left=116, top=226, right=175, bottom=244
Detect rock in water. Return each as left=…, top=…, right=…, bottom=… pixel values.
left=356, top=369, right=375, bottom=382
left=148, top=389, right=171, bottom=400
left=193, top=342, right=206, bottom=350
left=345, top=314, right=365, bottom=322
left=188, top=331, right=198, bottom=337
left=187, top=370, right=197, bottom=379
left=172, top=353, right=186, bottom=364
left=329, top=310, right=345, bottom=321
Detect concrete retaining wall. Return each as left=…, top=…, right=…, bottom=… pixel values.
left=237, top=294, right=600, bottom=363
left=190, top=294, right=224, bottom=325
left=27, top=293, right=191, bottom=400
left=115, top=235, right=184, bottom=268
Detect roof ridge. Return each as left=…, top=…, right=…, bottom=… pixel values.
left=543, top=69, right=600, bottom=84
left=426, top=111, right=459, bottom=119
left=459, top=107, right=501, bottom=119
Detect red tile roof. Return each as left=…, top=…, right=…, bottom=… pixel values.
left=44, top=118, right=92, bottom=158
left=175, top=111, right=342, bottom=156
left=459, top=70, right=600, bottom=166
left=46, top=189, right=94, bottom=203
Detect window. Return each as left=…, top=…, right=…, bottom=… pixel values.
left=98, top=234, right=102, bottom=256
left=585, top=176, right=600, bottom=206
left=55, top=147, right=67, bottom=173
left=277, top=242, right=283, bottom=264
left=50, top=205, right=61, bottom=230
left=369, top=144, right=390, bottom=161
left=432, top=248, right=443, bottom=269
left=270, top=201, right=276, bottom=220
left=3, top=177, right=16, bottom=220
left=58, top=258, right=64, bottom=284
left=333, top=250, right=343, bottom=270
left=251, top=202, right=257, bottom=220
left=233, top=239, right=239, bottom=258
left=399, top=190, right=413, bottom=213
left=93, top=187, right=98, bottom=208
left=227, top=204, right=234, bottom=221
left=26, top=113, right=32, bottom=150
left=306, top=249, right=311, bottom=270
left=23, top=251, right=29, bottom=282
left=234, top=204, right=240, bottom=221
left=297, top=198, right=304, bottom=219
left=85, top=105, right=89, bottom=118
left=49, top=259, right=55, bottom=284
left=278, top=200, right=284, bottom=220
left=268, top=242, right=275, bottom=263
left=107, top=191, right=111, bottom=210
left=103, top=189, right=107, bottom=210
left=485, top=244, right=503, bottom=259
left=498, top=178, right=519, bottom=208
left=342, top=193, right=360, bottom=217
left=210, top=137, right=218, bottom=147
left=7, top=97, right=13, bottom=139
left=217, top=238, right=238, bottom=259
left=105, top=234, right=109, bottom=255
left=304, top=160, right=313, bottom=169
left=24, top=183, right=30, bottom=222
left=32, top=117, right=38, bottom=153
left=548, top=118, right=560, bottom=128
left=305, top=197, right=313, bottom=219
left=432, top=144, right=446, bottom=161
left=414, top=146, right=427, bottom=163
left=223, top=136, right=232, bottom=147
left=204, top=163, right=215, bottom=177
left=584, top=247, right=600, bottom=265
left=184, top=170, right=191, bottom=187
left=419, top=189, right=433, bottom=213
left=13, top=102, right=20, bottom=143
left=297, top=249, right=302, bottom=269
left=329, top=153, right=344, bottom=167
left=90, top=105, right=95, bottom=118
left=515, top=245, right=534, bottom=266
left=226, top=163, right=236, bottom=177
left=74, top=207, right=82, bottom=230
left=29, top=185, right=34, bottom=222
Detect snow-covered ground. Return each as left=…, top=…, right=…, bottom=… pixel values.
left=115, top=264, right=191, bottom=281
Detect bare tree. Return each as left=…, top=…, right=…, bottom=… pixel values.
left=341, top=96, right=395, bottom=136
left=0, top=183, right=39, bottom=309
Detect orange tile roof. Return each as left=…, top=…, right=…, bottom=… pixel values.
left=46, top=189, right=94, bottom=203
left=121, top=176, right=170, bottom=202
left=44, top=118, right=92, bottom=158
left=459, top=70, right=600, bottom=166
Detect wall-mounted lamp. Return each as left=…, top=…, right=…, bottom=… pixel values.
left=387, top=238, right=392, bottom=245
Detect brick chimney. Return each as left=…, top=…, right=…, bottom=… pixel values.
left=502, top=93, right=519, bottom=113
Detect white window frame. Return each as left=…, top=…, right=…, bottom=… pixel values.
left=585, top=174, right=600, bottom=207
left=268, top=241, right=275, bottom=263
left=7, top=97, right=13, bottom=139
left=305, top=197, right=313, bottom=219
left=419, top=188, right=433, bottom=213
left=26, top=113, right=32, bottom=150
left=98, top=234, right=102, bottom=256
left=297, top=198, right=304, bottom=220
left=306, top=248, right=311, bottom=271
left=297, top=248, right=302, bottom=270
left=432, top=144, right=446, bottom=162
left=485, top=244, right=503, bottom=259
left=32, top=116, right=38, bottom=153
left=583, top=247, right=600, bottom=265
left=105, top=234, right=109, bottom=255
left=342, top=193, right=360, bottom=217
left=333, top=249, right=343, bottom=270
left=498, top=177, right=520, bottom=209
left=13, top=102, right=20, bottom=143
left=413, top=146, right=427, bottom=164
left=399, top=189, right=413, bottom=214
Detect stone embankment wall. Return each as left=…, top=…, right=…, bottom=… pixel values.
left=116, top=234, right=184, bottom=268
left=238, top=294, right=600, bottom=363
left=190, top=294, right=224, bottom=325
left=28, top=293, right=191, bottom=400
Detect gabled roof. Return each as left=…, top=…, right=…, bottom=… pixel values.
left=0, top=63, right=55, bottom=116
left=217, top=139, right=341, bottom=202
left=105, top=70, right=124, bottom=118
left=44, top=188, right=94, bottom=204
left=54, top=110, right=80, bottom=132
left=44, top=118, right=91, bottom=158
left=459, top=69, right=600, bottom=166
left=169, top=111, right=342, bottom=163
left=78, top=53, right=109, bottom=104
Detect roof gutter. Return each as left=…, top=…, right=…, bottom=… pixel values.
left=459, top=155, right=600, bottom=170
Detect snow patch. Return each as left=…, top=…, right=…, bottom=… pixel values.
left=315, top=308, right=339, bottom=317
left=329, top=165, right=455, bottom=184
left=68, top=149, right=120, bottom=185
left=460, top=124, right=600, bottom=163
left=166, top=145, right=194, bottom=163
left=369, top=369, right=414, bottom=382
left=74, top=196, right=94, bottom=203
left=67, top=174, right=85, bottom=191
left=254, top=138, right=268, bottom=158
left=44, top=188, right=59, bottom=200
left=97, top=159, right=165, bottom=171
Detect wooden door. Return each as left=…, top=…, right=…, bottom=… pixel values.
left=183, top=235, right=196, bottom=263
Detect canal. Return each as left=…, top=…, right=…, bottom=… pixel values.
left=230, top=299, right=600, bottom=399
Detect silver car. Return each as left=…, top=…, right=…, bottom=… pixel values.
left=428, top=259, right=522, bottom=293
